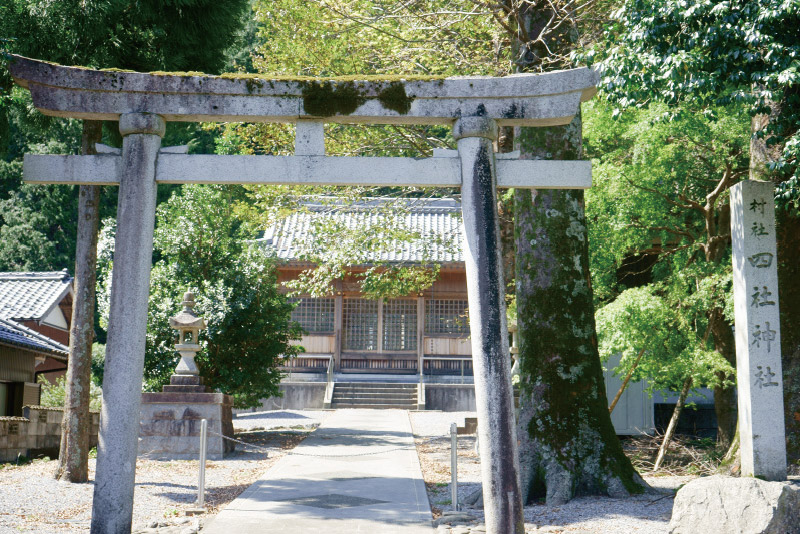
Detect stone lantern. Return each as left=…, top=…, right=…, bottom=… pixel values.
left=139, top=291, right=234, bottom=460
left=169, top=291, right=206, bottom=376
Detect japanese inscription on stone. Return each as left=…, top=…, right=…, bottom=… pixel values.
left=730, top=180, right=786, bottom=481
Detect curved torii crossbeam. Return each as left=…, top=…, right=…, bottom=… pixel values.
left=9, top=55, right=597, bottom=125
left=9, top=54, right=599, bottom=534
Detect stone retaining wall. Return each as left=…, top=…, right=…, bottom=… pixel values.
left=0, top=406, right=100, bottom=462
left=235, top=382, right=327, bottom=413
left=425, top=384, right=476, bottom=411
left=236, top=382, right=477, bottom=412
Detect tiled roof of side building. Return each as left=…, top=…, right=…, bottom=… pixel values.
left=0, top=317, right=69, bottom=359
left=258, top=198, right=465, bottom=264
left=0, top=269, right=73, bottom=321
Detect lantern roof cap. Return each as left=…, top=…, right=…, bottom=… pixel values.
left=168, top=291, right=206, bottom=329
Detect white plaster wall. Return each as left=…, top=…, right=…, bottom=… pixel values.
left=42, top=306, right=68, bottom=330
left=603, top=353, right=655, bottom=435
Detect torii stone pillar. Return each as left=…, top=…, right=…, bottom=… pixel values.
left=455, top=116, right=524, bottom=533
left=91, top=113, right=164, bottom=534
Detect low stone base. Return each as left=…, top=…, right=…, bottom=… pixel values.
left=668, top=475, right=800, bottom=534
left=139, top=375, right=234, bottom=460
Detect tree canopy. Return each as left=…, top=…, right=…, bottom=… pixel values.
left=589, top=0, right=800, bottom=208
left=584, top=99, right=748, bottom=446
left=0, top=0, right=251, bottom=271
left=98, top=185, right=302, bottom=407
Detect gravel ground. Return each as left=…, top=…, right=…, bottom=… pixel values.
left=2, top=409, right=699, bottom=533
left=409, top=411, right=696, bottom=534
left=0, top=417, right=316, bottom=534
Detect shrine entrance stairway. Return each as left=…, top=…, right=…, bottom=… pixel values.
left=331, top=382, right=418, bottom=409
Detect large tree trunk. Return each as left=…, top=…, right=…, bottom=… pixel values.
left=514, top=117, right=648, bottom=505
left=55, top=120, right=102, bottom=482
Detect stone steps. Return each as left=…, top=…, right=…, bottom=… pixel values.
left=331, top=382, right=418, bottom=409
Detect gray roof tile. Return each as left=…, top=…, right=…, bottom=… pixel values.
left=0, top=270, right=73, bottom=321
left=0, top=317, right=69, bottom=358
left=259, top=198, right=464, bottom=264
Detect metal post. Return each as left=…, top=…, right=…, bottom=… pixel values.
left=91, top=113, right=164, bottom=534
left=198, top=419, right=208, bottom=508
left=454, top=115, right=524, bottom=534
left=450, top=422, right=459, bottom=511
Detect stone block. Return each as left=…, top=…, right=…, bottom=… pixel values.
left=170, top=375, right=205, bottom=386
left=139, top=390, right=234, bottom=460
left=458, top=417, right=478, bottom=435
left=426, top=384, right=476, bottom=411
left=669, top=475, right=800, bottom=534
left=161, top=385, right=209, bottom=393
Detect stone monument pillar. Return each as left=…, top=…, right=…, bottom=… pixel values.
left=731, top=180, right=786, bottom=481
left=138, top=292, right=234, bottom=461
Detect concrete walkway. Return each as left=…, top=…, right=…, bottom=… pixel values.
left=203, top=409, right=434, bottom=533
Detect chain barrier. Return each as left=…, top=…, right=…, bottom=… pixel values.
left=207, top=429, right=415, bottom=458
left=207, top=429, right=273, bottom=454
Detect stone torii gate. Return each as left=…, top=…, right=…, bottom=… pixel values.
left=8, top=55, right=598, bottom=534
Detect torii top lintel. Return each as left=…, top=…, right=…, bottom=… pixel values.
left=8, top=55, right=598, bottom=127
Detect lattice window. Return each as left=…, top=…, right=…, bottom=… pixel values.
left=342, top=298, right=378, bottom=350
left=289, top=297, right=335, bottom=333
left=425, top=299, right=470, bottom=335
left=383, top=299, right=417, bottom=351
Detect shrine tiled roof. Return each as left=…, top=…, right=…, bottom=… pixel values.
left=259, top=198, right=464, bottom=264
left=0, top=270, right=73, bottom=321
left=0, top=317, right=68, bottom=358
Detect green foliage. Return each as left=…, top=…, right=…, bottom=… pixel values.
left=38, top=375, right=103, bottom=412
left=596, top=286, right=733, bottom=394
left=98, top=185, right=302, bottom=408
left=209, top=0, right=509, bottom=299
left=359, top=265, right=440, bottom=300
left=0, top=0, right=250, bottom=272
left=0, top=0, right=249, bottom=74
left=90, top=343, right=106, bottom=386
left=584, top=100, right=749, bottom=299
left=252, top=0, right=508, bottom=78
left=0, top=88, right=85, bottom=270
left=588, top=0, right=800, bottom=208
left=584, top=100, right=742, bottom=399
